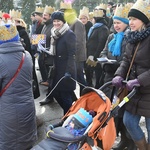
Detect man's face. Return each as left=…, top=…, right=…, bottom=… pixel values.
left=43, top=13, right=50, bottom=22
left=34, top=13, right=43, bottom=21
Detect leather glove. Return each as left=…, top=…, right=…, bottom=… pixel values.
left=112, top=76, right=124, bottom=88
left=126, top=79, right=140, bottom=91
left=64, top=72, right=71, bottom=79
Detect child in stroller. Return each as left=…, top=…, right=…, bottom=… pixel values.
left=31, top=86, right=116, bottom=150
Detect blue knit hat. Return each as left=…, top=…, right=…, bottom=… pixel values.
left=113, top=16, right=129, bottom=24
left=73, top=108, right=93, bottom=127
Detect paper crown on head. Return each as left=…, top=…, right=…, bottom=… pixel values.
left=98, top=3, right=107, bottom=10
left=60, top=1, right=72, bottom=9
left=35, top=6, right=44, bottom=14
left=79, top=6, right=89, bottom=19
left=0, top=24, right=19, bottom=45
left=9, top=9, right=22, bottom=19
left=73, top=108, right=93, bottom=127
left=0, top=11, right=4, bottom=18
left=44, top=5, right=55, bottom=15
left=93, top=9, right=104, bottom=17
left=89, top=12, right=93, bottom=19
left=128, top=0, right=150, bottom=24
left=114, top=4, right=133, bottom=19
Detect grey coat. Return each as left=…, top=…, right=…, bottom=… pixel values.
left=0, top=42, right=37, bottom=150
left=115, top=34, right=150, bottom=118
left=70, top=19, right=87, bottom=62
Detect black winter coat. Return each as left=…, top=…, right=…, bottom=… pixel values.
left=115, top=32, right=150, bottom=117
left=86, top=23, right=109, bottom=61
left=52, top=30, right=77, bottom=91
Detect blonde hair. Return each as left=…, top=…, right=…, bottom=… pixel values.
left=15, top=18, right=27, bottom=28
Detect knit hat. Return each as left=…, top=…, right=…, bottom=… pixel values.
left=0, top=13, right=20, bottom=45
left=128, top=0, right=150, bottom=25
left=51, top=11, right=66, bottom=23
left=73, top=108, right=93, bottom=128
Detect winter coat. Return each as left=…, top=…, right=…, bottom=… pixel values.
left=85, top=21, right=93, bottom=41
left=101, top=29, right=128, bottom=83
left=70, top=19, right=87, bottom=62
left=52, top=30, right=77, bottom=91
left=17, top=25, right=40, bottom=99
left=115, top=33, right=150, bottom=118
left=0, top=42, right=37, bottom=150
left=41, top=19, right=54, bottom=66
left=86, top=23, right=109, bottom=61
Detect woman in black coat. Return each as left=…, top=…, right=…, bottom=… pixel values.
left=86, top=9, right=109, bottom=88
left=112, top=1, right=150, bottom=149
left=50, top=11, right=77, bottom=114
left=15, top=18, right=40, bottom=99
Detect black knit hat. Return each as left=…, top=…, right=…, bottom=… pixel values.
left=51, top=11, right=66, bottom=23
left=128, top=9, right=149, bottom=25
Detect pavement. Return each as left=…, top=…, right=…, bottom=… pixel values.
left=34, top=61, right=146, bottom=149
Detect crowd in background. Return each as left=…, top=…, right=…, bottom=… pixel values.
left=0, top=0, right=150, bottom=149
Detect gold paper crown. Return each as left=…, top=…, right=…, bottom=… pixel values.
left=0, top=24, right=18, bottom=41
left=89, top=12, right=93, bottom=19
left=44, top=5, right=55, bottom=14
left=79, top=6, right=89, bottom=18
left=99, top=3, right=107, bottom=10
left=93, top=9, right=104, bottom=17
left=131, top=0, right=150, bottom=19
left=114, top=4, right=133, bottom=18
left=60, top=1, right=72, bottom=9
left=9, top=9, right=22, bottom=19
left=0, top=11, right=4, bottom=18
left=35, top=6, right=44, bottom=14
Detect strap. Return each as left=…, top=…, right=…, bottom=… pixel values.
left=0, top=53, right=25, bottom=96
left=125, top=42, right=140, bottom=80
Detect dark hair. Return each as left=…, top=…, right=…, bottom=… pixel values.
left=108, top=2, right=114, bottom=6
left=94, top=17, right=107, bottom=25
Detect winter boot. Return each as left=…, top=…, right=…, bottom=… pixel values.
left=134, top=137, right=147, bottom=150
left=126, top=139, right=137, bottom=150
left=147, top=143, right=150, bottom=150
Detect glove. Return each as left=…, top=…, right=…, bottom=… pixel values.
left=112, top=76, right=124, bottom=88
left=126, top=79, right=140, bottom=91
left=64, top=72, right=71, bottom=79
left=86, top=56, right=97, bottom=67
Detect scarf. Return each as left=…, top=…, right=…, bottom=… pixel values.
left=125, top=27, right=150, bottom=44
left=87, top=23, right=103, bottom=39
left=108, top=32, right=124, bottom=56
left=49, top=22, right=70, bottom=55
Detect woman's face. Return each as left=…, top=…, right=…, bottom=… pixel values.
left=53, top=19, right=64, bottom=29
left=129, top=17, right=145, bottom=31
left=79, top=15, right=88, bottom=24
left=113, top=19, right=128, bottom=32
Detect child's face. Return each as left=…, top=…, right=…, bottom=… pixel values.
left=69, top=121, right=75, bottom=128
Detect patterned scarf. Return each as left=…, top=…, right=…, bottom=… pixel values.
left=125, top=27, right=150, bottom=44
left=108, top=32, right=124, bottom=56
left=49, top=23, right=70, bottom=55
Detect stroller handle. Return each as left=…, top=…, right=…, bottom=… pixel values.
left=99, top=81, right=112, bottom=91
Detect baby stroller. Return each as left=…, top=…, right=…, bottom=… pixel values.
left=31, top=81, right=136, bottom=150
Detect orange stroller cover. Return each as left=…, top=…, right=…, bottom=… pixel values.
left=63, top=88, right=116, bottom=150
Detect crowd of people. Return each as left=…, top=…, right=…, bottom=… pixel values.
left=0, top=0, right=150, bottom=149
